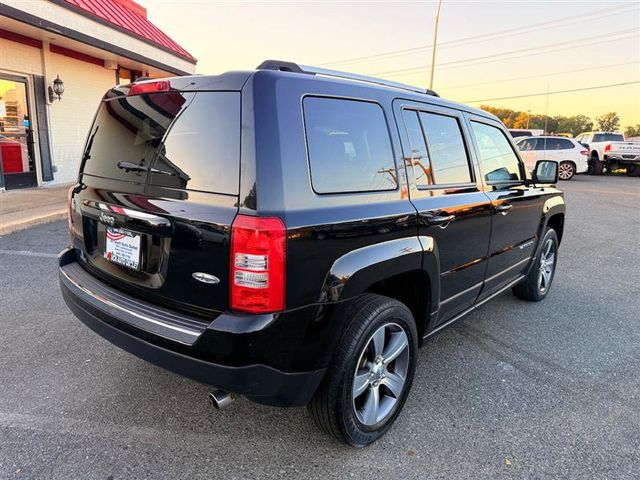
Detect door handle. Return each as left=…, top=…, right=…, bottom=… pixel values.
left=495, top=203, right=513, bottom=215
left=423, top=213, right=455, bottom=227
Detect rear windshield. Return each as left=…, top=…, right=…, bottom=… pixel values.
left=593, top=133, right=624, bottom=142
left=81, top=91, right=240, bottom=195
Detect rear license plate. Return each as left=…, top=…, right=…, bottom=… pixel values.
left=104, top=227, right=141, bottom=270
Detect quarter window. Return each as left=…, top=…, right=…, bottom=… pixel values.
left=304, top=97, right=397, bottom=194
left=556, top=139, right=575, bottom=150
left=419, top=112, right=472, bottom=184
left=471, top=122, right=522, bottom=183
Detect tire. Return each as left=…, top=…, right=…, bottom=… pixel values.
left=588, top=155, right=604, bottom=175
left=513, top=228, right=559, bottom=302
left=307, top=294, right=418, bottom=447
left=558, top=161, right=575, bottom=180
left=626, top=164, right=640, bottom=177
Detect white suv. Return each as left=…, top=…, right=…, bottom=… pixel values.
left=516, top=136, right=589, bottom=180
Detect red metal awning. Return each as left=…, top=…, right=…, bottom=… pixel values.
left=60, top=0, right=196, bottom=63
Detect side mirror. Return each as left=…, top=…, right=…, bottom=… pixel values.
left=532, top=160, right=558, bottom=184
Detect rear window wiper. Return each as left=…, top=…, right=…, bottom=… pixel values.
left=116, top=161, right=175, bottom=176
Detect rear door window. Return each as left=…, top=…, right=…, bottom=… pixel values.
left=419, top=112, right=472, bottom=185
left=471, top=121, right=522, bottom=183
left=402, top=110, right=432, bottom=186
left=303, top=96, right=397, bottom=194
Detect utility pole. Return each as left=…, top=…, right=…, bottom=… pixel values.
left=544, top=83, right=550, bottom=135
left=429, top=0, right=443, bottom=91
left=526, top=110, right=531, bottom=129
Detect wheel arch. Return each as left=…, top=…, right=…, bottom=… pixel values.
left=364, top=269, right=431, bottom=342
left=319, top=236, right=438, bottom=342
left=541, top=196, right=565, bottom=245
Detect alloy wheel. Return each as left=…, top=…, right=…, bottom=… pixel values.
left=538, top=238, right=556, bottom=293
left=352, top=322, right=410, bottom=427
left=558, top=162, right=574, bottom=180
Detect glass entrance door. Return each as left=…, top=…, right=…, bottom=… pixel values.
left=0, top=76, right=37, bottom=189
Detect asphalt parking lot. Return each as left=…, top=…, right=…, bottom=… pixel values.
left=1, top=174, right=638, bottom=479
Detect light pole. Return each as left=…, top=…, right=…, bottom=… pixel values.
left=429, top=0, right=443, bottom=91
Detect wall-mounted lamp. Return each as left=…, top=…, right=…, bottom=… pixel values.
left=48, top=75, right=65, bottom=102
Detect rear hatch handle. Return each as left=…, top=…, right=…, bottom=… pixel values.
left=81, top=199, right=172, bottom=234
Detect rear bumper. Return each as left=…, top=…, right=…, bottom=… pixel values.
left=605, top=154, right=640, bottom=163
left=59, top=248, right=325, bottom=407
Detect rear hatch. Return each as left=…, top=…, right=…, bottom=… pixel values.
left=71, top=82, right=241, bottom=317
left=609, top=142, right=640, bottom=156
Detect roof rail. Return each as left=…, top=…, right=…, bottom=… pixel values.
left=256, top=60, right=439, bottom=97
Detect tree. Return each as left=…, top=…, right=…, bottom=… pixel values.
left=595, top=112, right=620, bottom=132
left=556, top=115, right=593, bottom=136
left=527, top=114, right=558, bottom=134
left=624, top=124, right=640, bottom=138
left=480, top=105, right=519, bottom=128
left=512, top=112, right=530, bottom=129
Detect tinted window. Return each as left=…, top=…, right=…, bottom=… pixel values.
left=593, top=133, right=624, bottom=142
left=82, top=92, right=189, bottom=183
left=471, top=122, right=522, bottom=183
left=517, top=138, right=536, bottom=151
left=150, top=92, right=240, bottom=194
left=534, top=138, right=574, bottom=150
left=82, top=91, right=240, bottom=194
left=557, top=139, right=574, bottom=150
left=304, top=97, right=397, bottom=193
left=533, top=138, right=547, bottom=150
left=403, top=110, right=432, bottom=186
left=419, top=112, right=471, bottom=184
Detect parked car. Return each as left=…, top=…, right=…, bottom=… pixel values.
left=515, top=135, right=588, bottom=180
left=509, top=128, right=543, bottom=138
left=59, top=61, right=565, bottom=447
left=575, top=131, right=640, bottom=176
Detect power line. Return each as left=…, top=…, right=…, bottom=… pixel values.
left=462, top=81, right=640, bottom=103
left=438, top=61, right=640, bottom=91
left=318, top=4, right=637, bottom=67
left=368, top=29, right=639, bottom=77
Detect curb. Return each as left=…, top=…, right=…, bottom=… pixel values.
left=0, top=210, right=67, bottom=236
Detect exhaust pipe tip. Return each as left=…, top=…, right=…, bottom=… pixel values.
left=209, top=389, right=233, bottom=410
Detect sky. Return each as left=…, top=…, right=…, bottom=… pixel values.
left=147, top=0, right=640, bottom=128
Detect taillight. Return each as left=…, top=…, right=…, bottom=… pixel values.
left=230, top=214, right=286, bottom=313
left=580, top=150, right=589, bottom=156
left=604, top=144, right=612, bottom=152
left=128, top=80, right=170, bottom=96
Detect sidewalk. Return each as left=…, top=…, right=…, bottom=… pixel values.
left=0, top=185, right=70, bottom=236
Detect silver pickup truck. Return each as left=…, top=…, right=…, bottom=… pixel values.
left=575, top=132, right=640, bottom=176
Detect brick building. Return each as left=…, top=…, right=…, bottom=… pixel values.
left=0, top=0, right=196, bottom=190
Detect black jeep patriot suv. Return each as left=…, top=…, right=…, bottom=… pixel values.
left=59, top=60, right=565, bottom=446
